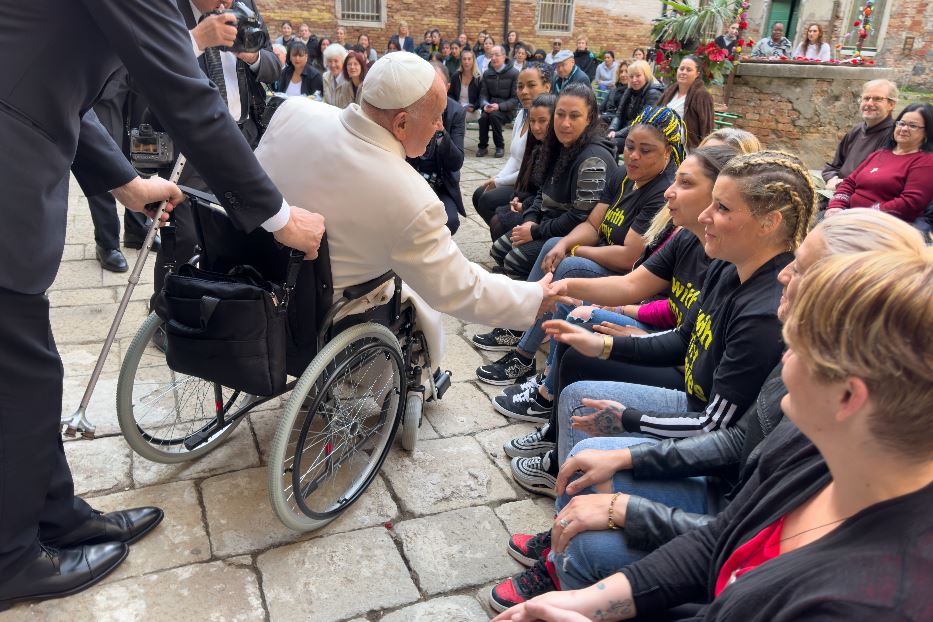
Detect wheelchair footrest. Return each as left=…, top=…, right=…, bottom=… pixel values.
left=432, top=368, right=452, bottom=401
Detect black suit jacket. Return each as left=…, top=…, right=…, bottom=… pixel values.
left=175, top=0, right=281, bottom=148
left=0, top=0, right=284, bottom=294
left=407, top=97, right=466, bottom=215
left=275, top=65, right=324, bottom=97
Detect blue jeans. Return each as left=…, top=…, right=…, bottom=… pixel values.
left=518, top=240, right=616, bottom=357
left=556, top=380, right=689, bottom=462
left=552, top=436, right=709, bottom=590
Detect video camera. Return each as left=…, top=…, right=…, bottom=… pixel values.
left=210, top=1, right=269, bottom=54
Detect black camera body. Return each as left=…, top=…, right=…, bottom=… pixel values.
left=129, top=123, right=174, bottom=172
left=212, top=1, right=269, bottom=54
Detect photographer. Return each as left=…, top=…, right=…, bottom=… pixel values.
left=0, top=0, right=323, bottom=606
left=150, top=0, right=284, bottom=297
left=407, top=62, right=466, bottom=234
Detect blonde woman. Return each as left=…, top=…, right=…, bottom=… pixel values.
left=607, top=60, right=664, bottom=144
left=451, top=48, right=482, bottom=122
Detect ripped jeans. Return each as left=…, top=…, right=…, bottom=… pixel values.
left=550, top=436, right=709, bottom=590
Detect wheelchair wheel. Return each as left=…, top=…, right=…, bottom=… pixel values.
left=117, top=312, right=245, bottom=463
left=400, top=392, right=423, bottom=452
left=268, top=323, right=405, bottom=531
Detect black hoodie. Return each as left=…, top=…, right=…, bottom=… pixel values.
left=609, top=81, right=665, bottom=133
left=574, top=48, right=597, bottom=81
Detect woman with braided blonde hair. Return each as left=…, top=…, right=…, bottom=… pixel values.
left=512, top=151, right=817, bottom=493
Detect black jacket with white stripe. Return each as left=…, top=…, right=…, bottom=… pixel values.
left=611, top=253, right=790, bottom=438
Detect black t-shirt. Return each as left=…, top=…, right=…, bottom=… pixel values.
left=612, top=252, right=792, bottom=438
left=642, top=228, right=710, bottom=326
left=597, top=163, right=674, bottom=247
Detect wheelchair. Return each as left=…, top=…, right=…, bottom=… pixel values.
left=116, top=187, right=451, bottom=532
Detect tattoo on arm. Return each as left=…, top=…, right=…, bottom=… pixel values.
left=592, top=599, right=636, bottom=620
left=594, top=406, right=625, bottom=435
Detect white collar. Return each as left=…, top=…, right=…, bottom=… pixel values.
left=339, top=104, right=406, bottom=159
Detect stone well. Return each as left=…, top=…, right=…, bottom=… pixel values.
left=717, top=62, right=895, bottom=169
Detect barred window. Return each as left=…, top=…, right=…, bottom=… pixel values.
left=337, top=0, right=383, bottom=25
left=537, top=0, right=574, bottom=33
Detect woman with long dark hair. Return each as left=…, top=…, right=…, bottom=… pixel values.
left=658, top=55, right=714, bottom=149
left=488, top=83, right=616, bottom=280
left=275, top=41, right=323, bottom=97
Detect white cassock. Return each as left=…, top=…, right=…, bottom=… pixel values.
left=254, top=99, right=542, bottom=367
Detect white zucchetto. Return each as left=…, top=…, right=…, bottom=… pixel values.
left=361, top=51, right=436, bottom=109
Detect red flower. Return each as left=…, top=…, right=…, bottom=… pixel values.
left=740, top=20, right=748, bottom=29
left=868, top=59, right=875, bottom=64
left=737, top=39, right=745, bottom=46
left=854, top=20, right=861, bottom=26
left=728, top=55, right=735, bottom=61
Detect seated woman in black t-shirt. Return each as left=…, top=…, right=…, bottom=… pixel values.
left=504, top=151, right=817, bottom=500
left=493, top=244, right=933, bottom=622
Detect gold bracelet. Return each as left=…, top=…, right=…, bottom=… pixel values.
left=599, top=334, right=612, bottom=360
left=608, top=492, right=622, bottom=530
left=570, top=244, right=580, bottom=257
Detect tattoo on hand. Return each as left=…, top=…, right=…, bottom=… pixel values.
left=594, top=406, right=625, bottom=435
left=593, top=599, right=635, bottom=620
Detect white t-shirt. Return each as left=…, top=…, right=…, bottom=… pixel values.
left=285, top=80, right=303, bottom=97
left=458, top=77, right=472, bottom=107
left=667, top=93, right=687, bottom=119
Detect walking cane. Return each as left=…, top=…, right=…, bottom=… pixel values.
left=62, top=155, right=188, bottom=439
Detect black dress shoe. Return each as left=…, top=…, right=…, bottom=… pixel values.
left=476, top=147, right=488, bottom=157
left=45, top=507, right=164, bottom=549
left=123, top=232, right=160, bottom=251
left=494, top=147, right=505, bottom=158
left=0, top=542, right=127, bottom=608
left=95, top=246, right=128, bottom=273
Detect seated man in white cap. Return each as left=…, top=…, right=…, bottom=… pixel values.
left=254, top=52, right=556, bottom=368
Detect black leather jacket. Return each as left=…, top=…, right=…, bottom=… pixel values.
left=622, top=363, right=786, bottom=551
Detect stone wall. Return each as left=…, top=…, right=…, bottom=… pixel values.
left=721, top=63, right=894, bottom=169
left=256, top=0, right=661, bottom=58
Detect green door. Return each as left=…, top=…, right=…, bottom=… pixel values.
left=768, top=0, right=800, bottom=43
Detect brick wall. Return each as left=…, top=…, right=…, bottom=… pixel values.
left=874, top=0, right=933, bottom=90
left=256, top=0, right=661, bottom=58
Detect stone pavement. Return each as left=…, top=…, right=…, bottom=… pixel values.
left=2, top=129, right=556, bottom=621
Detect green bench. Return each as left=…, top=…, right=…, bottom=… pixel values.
left=714, top=111, right=742, bottom=128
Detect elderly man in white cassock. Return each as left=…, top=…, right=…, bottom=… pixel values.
left=254, top=52, right=555, bottom=369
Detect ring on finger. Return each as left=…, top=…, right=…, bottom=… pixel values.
left=558, top=518, right=570, bottom=528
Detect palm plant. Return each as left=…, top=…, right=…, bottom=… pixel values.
left=652, top=0, right=736, bottom=44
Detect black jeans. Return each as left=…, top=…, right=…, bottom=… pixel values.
left=0, top=289, right=93, bottom=578
left=472, top=184, right=514, bottom=224
left=478, top=109, right=511, bottom=149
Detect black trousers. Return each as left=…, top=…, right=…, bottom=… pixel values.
left=88, top=191, right=148, bottom=250
left=0, top=289, right=93, bottom=578
left=478, top=109, right=510, bottom=149
left=472, top=184, right=514, bottom=225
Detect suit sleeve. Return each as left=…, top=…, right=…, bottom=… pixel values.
left=253, top=48, right=282, bottom=85
left=437, top=107, right=465, bottom=173
left=81, top=0, right=283, bottom=232
left=389, top=205, right=543, bottom=329
left=71, top=109, right=138, bottom=198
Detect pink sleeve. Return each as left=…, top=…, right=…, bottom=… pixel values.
left=636, top=299, right=678, bottom=329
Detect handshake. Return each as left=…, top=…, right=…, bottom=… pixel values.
left=534, top=273, right=574, bottom=318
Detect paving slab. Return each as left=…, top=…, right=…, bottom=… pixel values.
left=0, top=561, right=264, bottom=621
left=132, top=422, right=259, bottom=487
left=258, top=527, right=419, bottom=622
left=86, top=480, right=211, bottom=583
left=424, top=381, right=508, bottom=437
left=61, top=373, right=122, bottom=439
left=50, top=300, right=150, bottom=344
left=395, top=505, right=520, bottom=595
left=475, top=423, right=541, bottom=480
left=495, top=498, right=556, bottom=537
left=202, top=467, right=398, bottom=557
left=440, top=334, right=486, bottom=385
left=378, top=595, right=490, bottom=621
left=65, top=434, right=132, bottom=496
left=381, top=436, right=517, bottom=516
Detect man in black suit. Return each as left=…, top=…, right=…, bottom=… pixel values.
left=407, top=63, right=466, bottom=234
left=0, top=0, right=324, bottom=607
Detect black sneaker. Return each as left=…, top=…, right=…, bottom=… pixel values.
left=511, top=452, right=557, bottom=497
left=492, top=384, right=552, bottom=422
left=503, top=423, right=555, bottom=458
left=476, top=147, right=488, bottom=157
left=507, top=530, right=552, bottom=567
left=489, top=557, right=557, bottom=612
left=477, top=351, right=536, bottom=386
left=502, top=373, right=544, bottom=398
left=471, top=328, right=524, bottom=352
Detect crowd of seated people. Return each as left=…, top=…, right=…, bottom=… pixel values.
left=443, top=61, right=929, bottom=616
